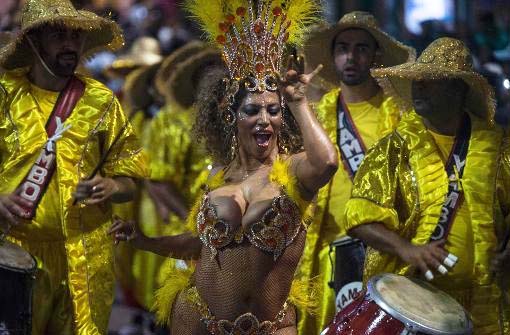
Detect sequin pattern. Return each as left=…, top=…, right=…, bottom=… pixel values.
left=197, top=191, right=303, bottom=260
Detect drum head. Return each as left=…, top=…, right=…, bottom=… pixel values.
left=368, top=274, right=472, bottom=335
left=0, top=240, right=36, bottom=272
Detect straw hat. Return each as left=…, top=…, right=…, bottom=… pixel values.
left=0, top=0, right=124, bottom=70
left=304, top=11, right=416, bottom=86
left=123, top=63, right=162, bottom=113
left=154, top=41, right=207, bottom=100
left=104, top=36, right=163, bottom=78
left=371, top=37, right=496, bottom=124
left=165, top=48, right=223, bottom=109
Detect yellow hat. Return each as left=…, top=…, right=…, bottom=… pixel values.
left=304, top=11, right=416, bottom=86
left=371, top=37, right=496, bottom=124
left=105, top=36, right=162, bottom=78
left=165, top=48, right=223, bottom=109
left=154, top=41, right=207, bottom=100
left=0, top=0, right=124, bottom=70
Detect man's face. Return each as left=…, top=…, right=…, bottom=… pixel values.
left=332, top=28, right=378, bottom=86
left=32, top=25, right=84, bottom=77
left=411, top=79, right=467, bottom=120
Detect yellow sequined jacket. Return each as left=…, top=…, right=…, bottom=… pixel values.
left=345, top=110, right=509, bottom=332
left=298, top=87, right=401, bottom=334
left=0, top=69, right=148, bottom=332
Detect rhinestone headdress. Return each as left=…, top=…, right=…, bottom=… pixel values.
left=186, top=0, right=320, bottom=92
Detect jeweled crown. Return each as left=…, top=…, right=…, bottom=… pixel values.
left=186, top=0, right=320, bottom=92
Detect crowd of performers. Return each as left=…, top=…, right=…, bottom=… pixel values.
left=0, top=0, right=509, bottom=334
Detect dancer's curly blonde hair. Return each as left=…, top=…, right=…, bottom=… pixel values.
left=193, top=67, right=304, bottom=165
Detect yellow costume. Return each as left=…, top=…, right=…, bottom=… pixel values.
left=0, top=69, right=148, bottom=334
left=345, top=111, right=509, bottom=334
left=298, top=11, right=415, bottom=334
left=298, top=87, right=401, bottom=332
left=345, top=38, right=510, bottom=334
left=132, top=103, right=212, bottom=309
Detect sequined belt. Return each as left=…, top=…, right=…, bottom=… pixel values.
left=185, top=286, right=290, bottom=335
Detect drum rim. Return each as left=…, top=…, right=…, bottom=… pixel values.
left=330, top=236, right=362, bottom=247
left=367, top=273, right=473, bottom=335
left=0, top=241, right=37, bottom=274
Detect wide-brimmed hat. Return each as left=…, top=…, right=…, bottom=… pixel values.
left=371, top=37, right=496, bottom=124
left=0, top=0, right=124, bottom=70
left=304, top=11, right=416, bottom=86
left=104, top=36, right=162, bottom=78
left=165, top=48, right=223, bottom=109
left=123, top=63, right=162, bottom=113
left=154, top=41, right=207, bottom=101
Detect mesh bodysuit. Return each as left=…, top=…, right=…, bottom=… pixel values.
left=169, top=159, right=310, bottom=335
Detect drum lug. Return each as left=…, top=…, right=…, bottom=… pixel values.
left=400, top=324, right=417, bottom=335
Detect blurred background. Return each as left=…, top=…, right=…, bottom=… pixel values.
left=1, top=0, right=509, bottom=334
left=1, top=0, right=508, bottom=121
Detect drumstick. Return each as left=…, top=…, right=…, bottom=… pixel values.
left=72, top=120, right=130, bottom=205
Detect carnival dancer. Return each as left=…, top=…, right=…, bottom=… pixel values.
left=297, top=11, right=415, bottom=334
left=345, top=37, right=510, bottom=334
left=109, top=0, right=339, bottom=333
left=0, top=0, right=148, bottom=334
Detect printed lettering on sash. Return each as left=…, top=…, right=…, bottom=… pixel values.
left=337, top=95, right=367, bottom=179
left=17, top=77, right=85, bottom=218
left=430, top=116, right=471, bottom=241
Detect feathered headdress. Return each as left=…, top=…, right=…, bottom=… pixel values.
left=185, top=0, right=321, bottom=92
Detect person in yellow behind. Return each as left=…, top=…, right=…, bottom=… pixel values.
left=345, top=37, right=510, bottom=334
left=297, top=11, right=415, bottom=334
left=0, top=0, right=148, bottom=334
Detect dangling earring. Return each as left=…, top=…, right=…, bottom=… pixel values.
left=229, top=131, right=238, bottom=161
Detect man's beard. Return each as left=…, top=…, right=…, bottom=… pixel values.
left=338, top=68, right=370, bottom=86
left=43, top=51, right=79, bottom=77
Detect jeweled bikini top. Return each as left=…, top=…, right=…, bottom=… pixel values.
left=193, top=158, right=308, bottom=261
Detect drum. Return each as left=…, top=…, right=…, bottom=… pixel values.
left=0, top=240, right=37, bottom=335
left=321, top=273, right=473, bottom=335
left=329, top=236, right=365, bottom=311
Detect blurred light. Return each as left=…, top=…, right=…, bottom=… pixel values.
left=404, top=0, right=455, bottom=34
left=504, top=79, right=510, bottom=90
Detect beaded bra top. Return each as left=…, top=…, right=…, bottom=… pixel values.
left=197, top=190, right=303, bottom=261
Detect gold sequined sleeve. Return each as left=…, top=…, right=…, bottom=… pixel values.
left=99, top=95, right=149, bottom=179
left=344, top=133, right=403, bottom=233
left=496, top=135, right=510, bottom=240
left=0, top=82, right=6, bottom=165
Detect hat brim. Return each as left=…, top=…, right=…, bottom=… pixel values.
left=371, top=63, right=496, bottom=123
left=166, top=49, right=223, bottom=109
left=124, top=63, right=161, bottom=112
left=304, top=22, right=416, bottom=86
left=0, top=10, right=123, bottom=70
left=154, top=41, right=207, bottom=99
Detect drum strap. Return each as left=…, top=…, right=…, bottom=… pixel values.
left=430, top=114, right=471, bottom=241
left=17, top=76, right=85, bottom=219
left=336, top=94, right=367, bottom=180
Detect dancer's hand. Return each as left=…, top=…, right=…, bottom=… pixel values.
left=279, top=53, right=322, bottom=105
left=108, top=216, right=147, bottom=248
left=74, top=175, right=119, bottom=205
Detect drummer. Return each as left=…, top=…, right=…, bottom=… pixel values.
left=345, top=37, right=510, bottom=334
left=0, top=0, right=148, bottom=334
left=297, top=11, right=415, bottom=334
